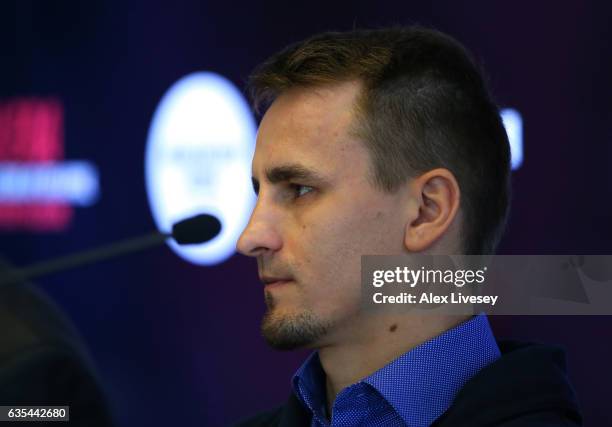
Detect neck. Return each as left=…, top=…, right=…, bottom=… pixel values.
left=318, top=314, right=469, bottom=415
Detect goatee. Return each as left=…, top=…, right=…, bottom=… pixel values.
left=260, top=291, right=331, bottom=350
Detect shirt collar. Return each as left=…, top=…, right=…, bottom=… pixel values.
left=292, top=314, right=500, bottom=427
left=292, top=351, right=328, bottom=423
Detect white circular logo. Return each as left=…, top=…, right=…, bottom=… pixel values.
left=145, top=72, right=256, bottom=265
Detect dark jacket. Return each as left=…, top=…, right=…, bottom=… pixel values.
left=232, top=340, right=582, bottom=426
left=0, top=259, right=115, bottom=427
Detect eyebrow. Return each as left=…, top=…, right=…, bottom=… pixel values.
left=251, top=164, right=327, bottom=194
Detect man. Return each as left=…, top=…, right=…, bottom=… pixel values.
left=234, top=27, right=581, bottom=426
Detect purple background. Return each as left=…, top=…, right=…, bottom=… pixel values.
left=1, top=1, right=611, bottom=426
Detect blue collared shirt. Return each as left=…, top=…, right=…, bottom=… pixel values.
left=292, top=314, right=500, bottom=427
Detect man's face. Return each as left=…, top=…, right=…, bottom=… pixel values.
left=237, top=81, right=409, bottom=350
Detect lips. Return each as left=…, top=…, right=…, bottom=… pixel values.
left=260, top=276, right=293, bottom=290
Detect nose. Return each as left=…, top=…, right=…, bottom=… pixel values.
left=236, top=198, right=283, bottom=257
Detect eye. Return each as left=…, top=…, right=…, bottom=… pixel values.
left=291, top=184, right=314, bottom=198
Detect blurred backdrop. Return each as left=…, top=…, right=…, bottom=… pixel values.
left=0, top=1, right=611, bottom=426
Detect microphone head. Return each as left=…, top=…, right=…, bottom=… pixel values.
left=171, top=214, right=222, bottom=245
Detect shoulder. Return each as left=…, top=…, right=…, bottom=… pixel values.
left=433, top=340, right=582, bottom=427
left=493, top=411, right=582, bottom=426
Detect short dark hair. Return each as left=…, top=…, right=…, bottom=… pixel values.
left=248, top=26, right=511, bottom=254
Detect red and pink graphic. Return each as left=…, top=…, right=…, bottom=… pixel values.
left=0, top=98, right=98, bottom=231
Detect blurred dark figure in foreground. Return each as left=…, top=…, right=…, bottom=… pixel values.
left=0, top=258, right=114, bottom=426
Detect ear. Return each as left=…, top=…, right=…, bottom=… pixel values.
left=403, top=168, right=461, bottom=252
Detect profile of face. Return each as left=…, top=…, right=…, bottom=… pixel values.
left=236, top=81, right=420, bottom=350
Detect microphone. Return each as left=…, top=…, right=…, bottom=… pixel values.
left=172, top=213, right=221, bottom=244
left=0, top=213, right=222, bottom=286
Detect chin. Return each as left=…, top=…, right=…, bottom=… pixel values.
left=260, top=308, right=331, bottom=351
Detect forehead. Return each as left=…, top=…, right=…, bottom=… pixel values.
left=252, top=81, right=369, bottom=179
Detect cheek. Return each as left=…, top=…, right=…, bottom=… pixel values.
left=283, top=195, right=404, bottom=304
left=293, top=208, right=379, bottom=291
